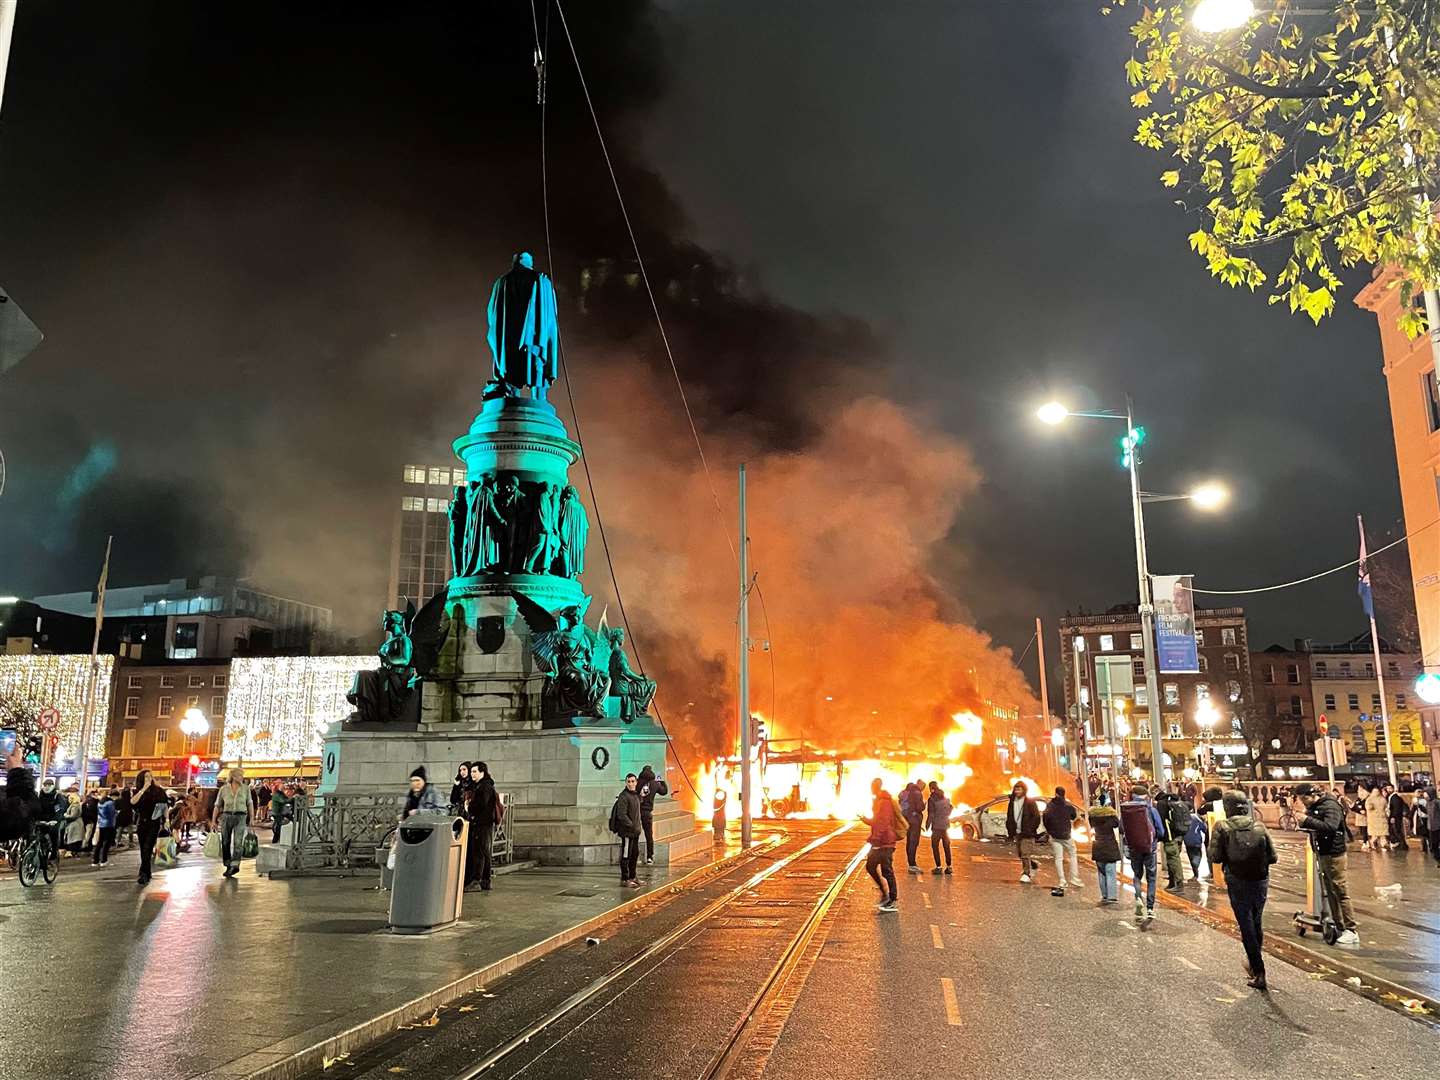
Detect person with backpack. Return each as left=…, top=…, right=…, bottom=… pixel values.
left=1162, top=791, right=1193, bottom=890
left=1120, top=787, right=1166, bottom=921
left=1295, top=783, right=1360, bottom=945
left=924, top=780, right=953, bottom=875
left=860, top=777, right=904, bottom=912
left=1183, top=805, right=1209, bottom=881
left=1208, top=791, right=1278, bottom=990
left=1042, top=786, right=1080, bottom=896
left=899, top=780, right=926, bottom=874
left=1088, top=794, right=1122, bottom=903
left=609, top=773, right=643, bottom=889
left=1005, top=779, right=1042, bottom=883
left=636, top=764, right=669, bottom=865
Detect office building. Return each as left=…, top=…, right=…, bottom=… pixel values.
left=389, top=462, right=461, bottom=610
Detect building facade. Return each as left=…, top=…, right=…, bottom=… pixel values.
left=106, top=660, right=230, bottom=785
left=34, top=575, right=332, bottom=658
left=0, top=653, right=113, bottom=785
left=1306, top=638, right=1429, bottom=781
left=1059, top=605, right=1253, bottom=781
left=1249, top=642, right=1314, bottom=754
left=389, top=463, right=462, bottom=610
left=1356, top=268, right=1440, bottom=778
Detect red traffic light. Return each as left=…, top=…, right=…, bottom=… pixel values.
left=188, top=754, right=201, bottom=768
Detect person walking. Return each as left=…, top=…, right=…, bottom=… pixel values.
left=92, top=789, right=117, bottom=867
left=1413, top=790, right=1430, bottom=857
left=1088, top=795, right=1122, bottom=904
left=900, top=779, right=926, bottom=874
left=129, top=770, right=168, bottom=885
left=1208, top=791, right=1278, bottom=991
left=211, top=768, right=252, bottom=879
left=1183, top=805, right=1210, bottom=881
left=860, top=777, right=904, bottom=912
left=1005, top=779, right=1042, bottom=884
left=925, top=780, right=953, bottom=875
left=636, top=763, right=669, bottom=865
left=463, top=761, right=500, bottom=892
left=1120, top=787, right=1165, bottom=921
left=1364, top=784, right=1388, bottom=851
left=1295, top=783, right=1360, bottom=946
left=1042, top=785, right=1081, bottom=896
left=1386, top=784, right=1409, bottom=850
left=609, top=773, right=643, bottom=889
left=1163, top=790, right=1194, bottom=889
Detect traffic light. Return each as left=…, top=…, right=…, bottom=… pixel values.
left=1119, top=425, right=1146, bottom=468
left=751, top=716, right=768, bottom=746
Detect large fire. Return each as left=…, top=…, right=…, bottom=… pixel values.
left=697, top=710, right=1060, bottom=825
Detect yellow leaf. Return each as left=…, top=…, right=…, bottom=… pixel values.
left=1161, top=170, right=1180, bottom=187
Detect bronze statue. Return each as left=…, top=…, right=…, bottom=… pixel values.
left=463, top=473, right=503, bottom=574
left=556, top=484, right=589, bottom=578
left=448, top=484, right=468, bottom=577
left=511, top=591, right=611, bottom=717
left=494, top=474, right=524, bottom=572
left=603, top=626, right=657, bottom=722
left=485, top=252, right=559, bottom=403
left=347, top=608, right=417, bottom=724
left=524, top=481, right=561, bottom=574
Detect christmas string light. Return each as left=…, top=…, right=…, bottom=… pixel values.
left=224, top=656, right=376, bottom=760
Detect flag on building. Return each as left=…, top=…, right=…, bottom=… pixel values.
left=1357, top=518, right=1374, bottom=620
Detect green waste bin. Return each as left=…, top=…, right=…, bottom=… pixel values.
left=387, top=813, right=468, bottom=934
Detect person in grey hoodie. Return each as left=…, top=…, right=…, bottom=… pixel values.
left=925, top=780, right=953, bottom=875
left=1208, top=791, right=1278, bottom=991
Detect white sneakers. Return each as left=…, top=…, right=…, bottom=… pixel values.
left=1336, top=929, right=1360, bottom=945
left=1020, top=873, right=1032, bottom=884
left=1069, top=879, right=1084, bottom=889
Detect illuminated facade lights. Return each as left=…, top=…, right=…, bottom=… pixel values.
left=223, top=656, right=376, bottom=761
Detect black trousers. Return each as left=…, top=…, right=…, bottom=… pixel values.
left=866, top=845, right=898, bottom=900
left=466, top=822, right=493, bottom=886
left=93, top=827, right=115, bottom=865
left=904, top=817, right=922, bottom=867
left=136, top=821, right=161, bottom=881
left=641, top=813, right=655, bottom=860
left=619, top=834, right=640, bottom=881
left=930, top=827, right=951, bottom=867
left=1226, top=877, right=1268, bottom=980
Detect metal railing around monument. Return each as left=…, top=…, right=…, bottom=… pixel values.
left=288, top=791, right=514, bottom=871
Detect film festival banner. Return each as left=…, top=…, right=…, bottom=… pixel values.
left=1153, top=573, right=1199, bottom=674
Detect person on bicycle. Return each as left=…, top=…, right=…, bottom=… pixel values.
left=1295, top=783, right=1360, bottom=946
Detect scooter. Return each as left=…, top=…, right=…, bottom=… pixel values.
left=1292, top=842, right=1341, bottom=945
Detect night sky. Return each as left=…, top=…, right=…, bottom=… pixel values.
left=0, top=1, right=1409, bottom=686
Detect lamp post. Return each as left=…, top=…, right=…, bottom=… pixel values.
left=179, top=706, right=209, bottom=791
left=1038, top=398, right=1229, bottom=791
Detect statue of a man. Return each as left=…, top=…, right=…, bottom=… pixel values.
left=524, top=481, right=561, bottom=574
left=556, top=484, right=589, bottom=578
left=447, top=483, right=468, bottom=578
left=463, top=473, right=503, bottom=574
left=494, top=474, right=525, bottom=572
left=486, top=251, right=559, bottom=402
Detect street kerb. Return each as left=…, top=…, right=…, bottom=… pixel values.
left=208, top=834, right=785, bottom=1080
left=1086, top=851, right=1440, bottom=1027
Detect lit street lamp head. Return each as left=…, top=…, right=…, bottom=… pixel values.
left=1191, top=0, right=1255, bottom=33
left=1036, top=401, right=1069, bottom=425
left=1189, top=482, right=1229, bottom=510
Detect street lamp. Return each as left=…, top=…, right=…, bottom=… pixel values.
left=1415, top=672, right=1440, bottom=704
left=1191, top=0, right=1254, bottom=32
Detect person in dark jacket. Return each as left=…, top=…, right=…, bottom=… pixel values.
left=636, top=764, right=669, bottom=865
left=1385, top=784, right=1409, bottom=850
left=899, top=780, right=926, bottom=874
left=1005, top=780, right=1042, bottom=884
left=1120, top=789, right=1166, bottom=921
left=463, top=761, right=500, bottom=892
left=1162, top=792, right=1193, bottom=889
left=1296, top=783, right=1359, bottom=945
left=449, top=762, right=472, bottom=813
left=1183, top=807, right=1210, bottom=881
left=860, top=777, right=904, bottom=911
left=612, top=773, right=643, bottom=888
left=114, top=781, right=136, bottom=849
left=80, top=790, right=99, bottom=851
left=0, top=766, right=37, bottom=844
left=1208, top=791, right=1278, bottom=991
left=924, top=780, right=953, bottom=875
left=1042, top=786, right=1080, bottom=895
left=129, top=770, right=169, bottom=885
left=1088, top=800, right=1122, bottom=903
left=1428, top=787, right=1440, bottom=867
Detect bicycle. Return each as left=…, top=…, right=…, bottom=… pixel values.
left=17, top=822, right=58, bottom=887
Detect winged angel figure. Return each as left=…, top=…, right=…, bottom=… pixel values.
left=511, top=591, right=612, bottom=716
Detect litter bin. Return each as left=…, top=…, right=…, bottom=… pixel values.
left=388, top=813, right=468, bottom=934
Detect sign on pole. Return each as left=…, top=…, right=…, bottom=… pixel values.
left=1153, top=574, right=1199, bottom=673
left=37, top=706, right=58, bottom=732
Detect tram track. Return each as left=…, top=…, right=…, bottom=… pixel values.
left=446, top=821, right=862, bottom=1080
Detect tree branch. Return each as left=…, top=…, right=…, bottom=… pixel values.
left=1211, top=60, right=1342, bottom=98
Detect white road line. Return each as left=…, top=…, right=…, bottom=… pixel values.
left=1118, top=920, right=1135, bottom=929
left=940, top=978, right=962, bottom=1026
left=922, top=893, right=932, bottom=909
left=930, top=924, right=945, bottom=950
left=1176, top=956, right=1200, bottom=971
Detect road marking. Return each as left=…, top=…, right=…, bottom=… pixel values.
left=922, top=894, right=932, bottom=909
left=930, top=924, right=945, bottom=950
left=1118, top=920, right=1135, bottom=929
left=1176, top=956, right=1200, bottom=971
left=940, top=978, right=962, bottom=1026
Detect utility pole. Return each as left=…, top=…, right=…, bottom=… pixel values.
left=1359, top=515, right=1399, bottom=788
left=1126, top=394, right=1167, bottom=791
left=1035, top=616, right=1056, bottom=781
left=738, top=464, right=752, bottom=848
left=76, top=535, right=112, bottom=797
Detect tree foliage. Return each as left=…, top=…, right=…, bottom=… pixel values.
left=1107, top=1, right=1440, bottom=327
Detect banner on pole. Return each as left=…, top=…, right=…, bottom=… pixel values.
left=1153, top=574, right=1199, bottom=673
